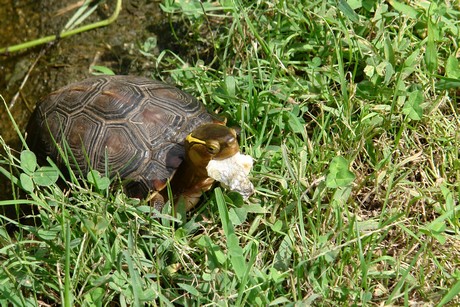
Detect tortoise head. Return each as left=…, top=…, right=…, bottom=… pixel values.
left=185, top=123, right=239, bottom=173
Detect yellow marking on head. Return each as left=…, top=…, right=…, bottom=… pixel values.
left=186, top=133, right=206, bottom=145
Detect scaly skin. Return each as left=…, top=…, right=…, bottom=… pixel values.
left=168, top=123, right=239, bottom=211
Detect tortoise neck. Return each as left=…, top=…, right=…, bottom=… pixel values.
left=168, top=157, right=214, bottom=211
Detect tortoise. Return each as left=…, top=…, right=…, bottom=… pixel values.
left=27, top=75, right=241, bottom=211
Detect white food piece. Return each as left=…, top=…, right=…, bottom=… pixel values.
left=206, top=152, right=254, bottom=199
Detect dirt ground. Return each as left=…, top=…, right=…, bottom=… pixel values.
left=0, top=0, right=182, bottom=198
left=0, top=0, right=175, bottom=142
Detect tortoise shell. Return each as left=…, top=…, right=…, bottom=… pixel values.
left=27, top=75, right=219, bottom=196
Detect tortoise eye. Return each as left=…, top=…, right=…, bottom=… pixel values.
left=206, top=141, right=220, bottom=154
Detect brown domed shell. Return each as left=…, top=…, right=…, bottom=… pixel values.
left=27, top=75, right=218, bottom=195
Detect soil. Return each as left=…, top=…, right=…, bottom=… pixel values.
left=0, top=0, right=187, bottom=199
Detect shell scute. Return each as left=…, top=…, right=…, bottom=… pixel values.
left=94, top=125, right=147, bottom=178
left=28, top=75, right=215, bottom=194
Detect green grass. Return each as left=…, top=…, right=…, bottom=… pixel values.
left=2, top=0, right=460, bottom=305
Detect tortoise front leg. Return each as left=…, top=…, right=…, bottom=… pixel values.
left=147, top=191, right=166, bottom=212
left=175, top=177, right=215, bottom=212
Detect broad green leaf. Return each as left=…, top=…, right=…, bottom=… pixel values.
left=273, top=235, right=293, bottom=271
left=356, top=80, right=380, bottom=98
left=20, top=150, right=37, bottom=174
left=227, top=233, right=246, bottom=280
left=402, top=49, right=420, bottom=77
left=362, top=0, right=375, bottom=11
left=143, top=36, right=157, bottom=53
left=225, top=75, right=236, bottom=97
left=425, top=18, right=438, bottom=74
left=87, top=170, right=110, bottom=190
left=229, top=207, right=248, bottom=226
left=90, top=65, right=115, bottom=76
left=37, top=227, right=60, bottom=241
left=384, top=36, right=395, bottom=67
left=227, top=191, right=244, bottom=206
left=245, top=204, right=268, bottom=214
left=20, top=173, right=34, bottom=193
left=331, top=186, right=353, bottom=208
left=84, top=288, right=105, bottom=306
left=421, top=221, right=447, bottom=244
left=440, top=184, right=454, bottom=212
left=202, top=272, right=212, bottom=281
left=383, top=62, right=395, bottom=85
left=428, top=220, right=446, bottom=233
left=402, top=90, right=423, bottom=120
left=432, top=233, right=447, bottom=245
left=81, top=218, right=95, bottom=234
left=95, top=217, right=109, bottom=235
left=364, top=65, right=375, bottom=78
left=197, top=236, right=227, bottom=265
left=286, top=111, right=305, bottom=135
left=215, top=188, right=247, bottom=281
left=436, top=77, right=460, bottom=90
left=33, top=166, right=59, bottom=186
left=388, top=0, right=419, bottom=19
left=177, top=283, right=200, bottom=297
left=338, top=0, right=360, bottom=23
left=270, top=220, right=283, bottom=233
left=268, top=267, right=288, bottom=284
left=123, top=248, right=144, bottom=304
left=346, top=0, right=361, bottom=10
left=215, top=188, right=232, bottom=236
left=445, top=55, right=460, bottom=79
left=326, top=156, right=356, bottom=188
